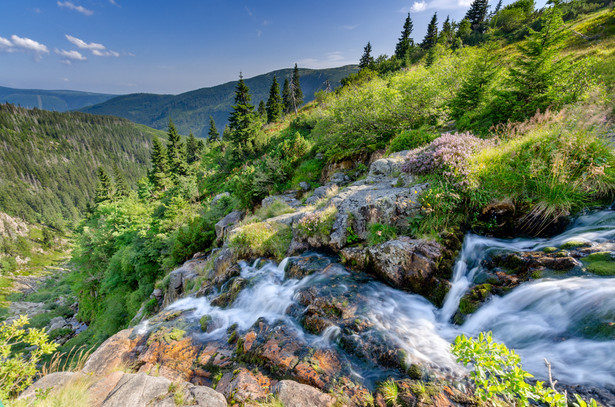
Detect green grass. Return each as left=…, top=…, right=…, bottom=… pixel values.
left=255, top=199, right=295, bottom=220
left=229, top=221, right=292, bottom=260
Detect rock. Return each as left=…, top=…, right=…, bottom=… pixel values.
left=367, top=237, right=443, bottom=294
left=89, top=371, right=126, bottom=407
left=137, top=332, right=199, bottom=382
left=262, top=192, right=302, bottom=209
left=299, top=181, right=311, bottom=191
left=273, top=380, right=335, bottom=407
left=330, top=172, right=350, bottom=185
left=215, top=210, right=244, bottom=243
left=210, top=277, right=247, bottom=308
left=162, top=263, right=201, bottom=306
left=284, top=255, right=332, bottom=279
left=100, top=373, right=227, bottom=407
left=212, top=248, right=239, bottom=287
left=478, top=200, right=516, bottom=237
left=211, top=192, right=231, bottom=206
left=83, top=328, right=141, bottom=376
left=18, top=372, right=79, bottom=401
left=220, top=368, right=270, bottom=404
left=305, top=184, right=338, bottom=206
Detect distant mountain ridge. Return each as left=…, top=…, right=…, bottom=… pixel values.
left=80, top=65, right=359, bottom=138
left=0, top=86, right=116, bottom=112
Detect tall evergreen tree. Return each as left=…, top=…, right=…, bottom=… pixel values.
left=395, top=13, right=414, bottom=60
left=166, top=119, right=188, bottom=177
left=465, top=0, right=490, bottom=31
left=228, top=73, right=259, bottom=158
left=222, top=125, right=231, bottom=141
left=266, top=75, right=283, bottom=123
left=207, top=116, right=219, bottom=142
left=359, top=42, right=374, bottom=69
left=324, top=79, right=332, bottom=93
left=112, top=164, right=129, bottom=198
left=440, top=16, right=455, bottom=45
left=94, top=167, right=113, bottom=204
left=422, top=13, right=439, bottom=49
left=282, top=78, right=292, bottom=114
left=150, top=136, right=170, bottom=192
left=257, top=100, right=266, bottom=118
left=493, top=0, right=503, bottom=14
left=292, top=64, right=303, bottom=109
left=186, top=132, right=199, bottom=164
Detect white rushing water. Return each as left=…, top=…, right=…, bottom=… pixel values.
left=163, top=209, right=615, bottom=386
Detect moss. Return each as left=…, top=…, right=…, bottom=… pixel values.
left=542, top=246, right=557, bottom=253
left=582, top=252, right=615, bottom=276
left=560, top=240, right=591, bottom=249
left=200, top=315, right=212, bottom=332
left=407, top=364, right=423, bottom=380
left=459, top=284, right=493, bottom=315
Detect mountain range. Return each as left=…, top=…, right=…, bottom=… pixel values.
left=0, top=86, right=116, bottom=112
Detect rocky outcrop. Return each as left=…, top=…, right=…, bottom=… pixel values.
left=215, top=211, right=244, bottom=243
left=262, top=191, right=302, bottom=209
left=273, top=380, right=336, bottom=407
left=83, top=328, right=143, bottom=375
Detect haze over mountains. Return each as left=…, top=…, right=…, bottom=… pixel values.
left=79, top=65, right=359, bottom=138
left=0, top=86, right=116, bottom=112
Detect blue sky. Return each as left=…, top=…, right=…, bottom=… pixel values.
left=1, top=0, right=528, bottom=95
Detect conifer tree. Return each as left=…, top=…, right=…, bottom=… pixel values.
left=186, top=132, right=199, bottom=164
left=258, top=100, right=266, bottom=118
left=150, top=136, right=170, bottom=192
left=94, top=167, right=113, bottom=203
left=465, top=0, right=490, bottom=31
left=422, top=13, right=439, bottom=49
left=222, top=125, right=231, bottom=141
left=266, top=75, right=283, bottom=123
left=207, top=116, right=219, bottom=142
left=395, top=13, right=414, bottom=60
left=112, top=164, right=129, bottom=198
left=228, top=73, right=259, bottom=159
left=282, top=78, right=292, bottom=114
left=359, top=42, right=374, bottom=69
left=166, top=119, right=188, bottom=177
left=493, top=0, right=503, bottom=15
left=324, top=79, right=332, bottom=93
left=291, top=64, right=303, bottom=108
left=440, top=16, right=455, bottom=45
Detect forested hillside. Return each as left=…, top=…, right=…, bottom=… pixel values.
left=79, top=65, right=358, bottom=138
left=0, top=87, right=115, bottom=112
left=0, top=105, right=164, bottom=229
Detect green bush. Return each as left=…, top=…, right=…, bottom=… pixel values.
left=387, top=128, right=438, bottom=153
left=228, top=221, right=292, bottom=260
left=255, top=200, right=295, bottom=220
left=296, top=206, right=337, bottom=242
left=367, top=223, right=398, bottom=246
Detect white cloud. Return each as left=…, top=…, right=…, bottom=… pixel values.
left=244, top=6, right=253, bottom=17
left=109, top=0, right=119, bottom=6
left=411, top=1, right=427, bottom=12
left=298, top=51, right=355, bottom=69
left=0, top=36, right=12, bottom=49
left=402, top=0, right=472, bottom=13
left=55, top=48, right=87, bottom=64
left=65, top=34, right=120, bottom=57
left=57, top=1, right=94, bottom=16
left=9, top=35, right=49, bottom=60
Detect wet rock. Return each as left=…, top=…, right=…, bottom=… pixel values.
left=137, top=331, right=199, bottom=381
left=83, top=329, right=142, bottom=376
left=477, top=200, right=516, bottom=237
left=220, top=368, right=270, bottom=404
left=210, top=277, right=247, bottom=308
left=215, top=210, right=244, bottom=243
left=285, top=255, right=332, bottom=279
left=212, top=248, right=240, bottom=287
left=273, top=380, right=335, bottom=407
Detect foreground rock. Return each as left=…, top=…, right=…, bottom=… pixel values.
left=273, top=380, right=336, bottom=407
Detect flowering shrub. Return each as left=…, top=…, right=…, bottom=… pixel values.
left=296, top=206, right=337, bottom=241
left=402, top=132, right=493, bottom=187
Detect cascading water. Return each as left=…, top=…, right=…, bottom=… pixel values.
left=160, top=209, right=615, bottom=389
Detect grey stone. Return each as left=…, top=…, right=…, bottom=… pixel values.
left=18, top=372, right=79, bottom=401
left=215, top=210, right=244, bottom=243
left=272, top=380, right=335, bottom=407
left=262, top=193, right=302, bottom=209
left=211, top=192, right=231, bottom=206
left=48, top=316, right=69, bottom=332
left=299, top=181, right=311, bottom=191
left=329, top=172, right=350, bottom=185
left=304, top=184, right=338, bottom=206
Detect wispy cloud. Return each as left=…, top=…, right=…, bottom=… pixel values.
left=109, top=0, right=119, bottom=6
left=55, top=48, right=86, bottom=64
left=298, top=51, right=354, bottom=69
left=65, top=34, right=120, bottom=57
left=1, top=35, right=49, bottom=60
left=256, top=29, right=262, bottom=38
left=57, top=1, right=93, bottom=16
left=401, top=0, right=472, bottom=13
left=341, top=24, right=358, bottom=30
left=244, top=6, right=253, bottom=17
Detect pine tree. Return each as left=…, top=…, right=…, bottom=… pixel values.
left=324, top=79, right=332, bottom=93
left=94, top=167, right=113, bottom=204
left=494, top=0, right=503, bottom=14
left=207, top=116, right=219, bottom=142
left=440, top=16, right=455, bottom=46
left=282, top=78, right=292, bottom=114
left=112, top=164, right=129, bottom=198
left=222, top=125, right=231, bottom=141
left=266, top=75, right=283, bottom=123
left=149, top=136, right=170, bottom=192
left=258, top=100, right=266, bottom=118
left=292, top=64, right=303, bottom=108
left=359, top=42, right=374, bottom=69
left=166, top=119, right=188, bottom=177
left=186, top=132, right=199, bottom=164
left=465, top=0, right=490, bottom=31
left=395, top=13, right=414, bottom=60
left=422, top=13, right=439, bottom=49
left=228, top=73, right=259, bottom=159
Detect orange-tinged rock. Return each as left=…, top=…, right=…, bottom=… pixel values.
left=137, top=336, right=199, bottom=381
left=82, top=329, right=142, bottom=376
left=243, top=331, right=257, bottom=352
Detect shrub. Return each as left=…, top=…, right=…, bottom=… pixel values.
left=387, top=128, right=437, bottom=154
left=0, top=315, right=58, bottom=400
left=228, top=221, right=292, bottom=260
left=296, top=206, right=337, bottom=242
left=255, top=200, right=295, bottom=220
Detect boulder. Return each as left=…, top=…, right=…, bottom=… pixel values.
left=262, top=192, right=302, bottom=209
left=215, top=211, right=244, bottom=242
left=305, top=184, right=338, bottom=206
left=219, top=368, right=270, bottom=404
left=18, top=372, right=80, bottom=401
left=211, top=192, right=231, bottom=206
left=273, top=380, right=335, bottom=407
left=299, top=181, right=311, bottom=191
left=83, top=328, right=141, bottom=375
left=48, top=316, right=69, bottom=332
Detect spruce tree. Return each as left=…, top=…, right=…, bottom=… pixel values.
left=112, top=164, right=129, bottom=198
left=186, top=132, right=199, bottom=164
left=282, top=78, right=292, bottom=114
left=266, top=75, right=283, bottom=123
left=421, top=13, right=439, bottom=49
left=222, top=125, right=231, bottom=141
left=292, top=64, right=303, bottom=108
left=395, top=13, right=414, bottom=60
left=150, top=136, right=170, bottom=192
left=207, top=116, right=219, bottom=142
left=94, top=167, right=113, bottom=204
left=359, top=42, right=374, bottom=69
left=166, top=119, right=188, bottom=177
left=228, top=73, right=259, bottom=159
left=440, top=16, right=455, bottom=46
left=465, top=0, right=490, bottom=31
left=258, top=100, right=266, bottom=118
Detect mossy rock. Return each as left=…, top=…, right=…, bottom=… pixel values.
left=542, top=246, right=557, bottom=254
left=582, top=252, right=615, bottom=276
left=200, top=315, right=212, bottom=332
left=560, top=240, right=591, bottom=250
left=458, top=284, right=493, bottom=315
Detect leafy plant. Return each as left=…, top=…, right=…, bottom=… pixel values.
left=367, top=223, right=398, bottom=246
